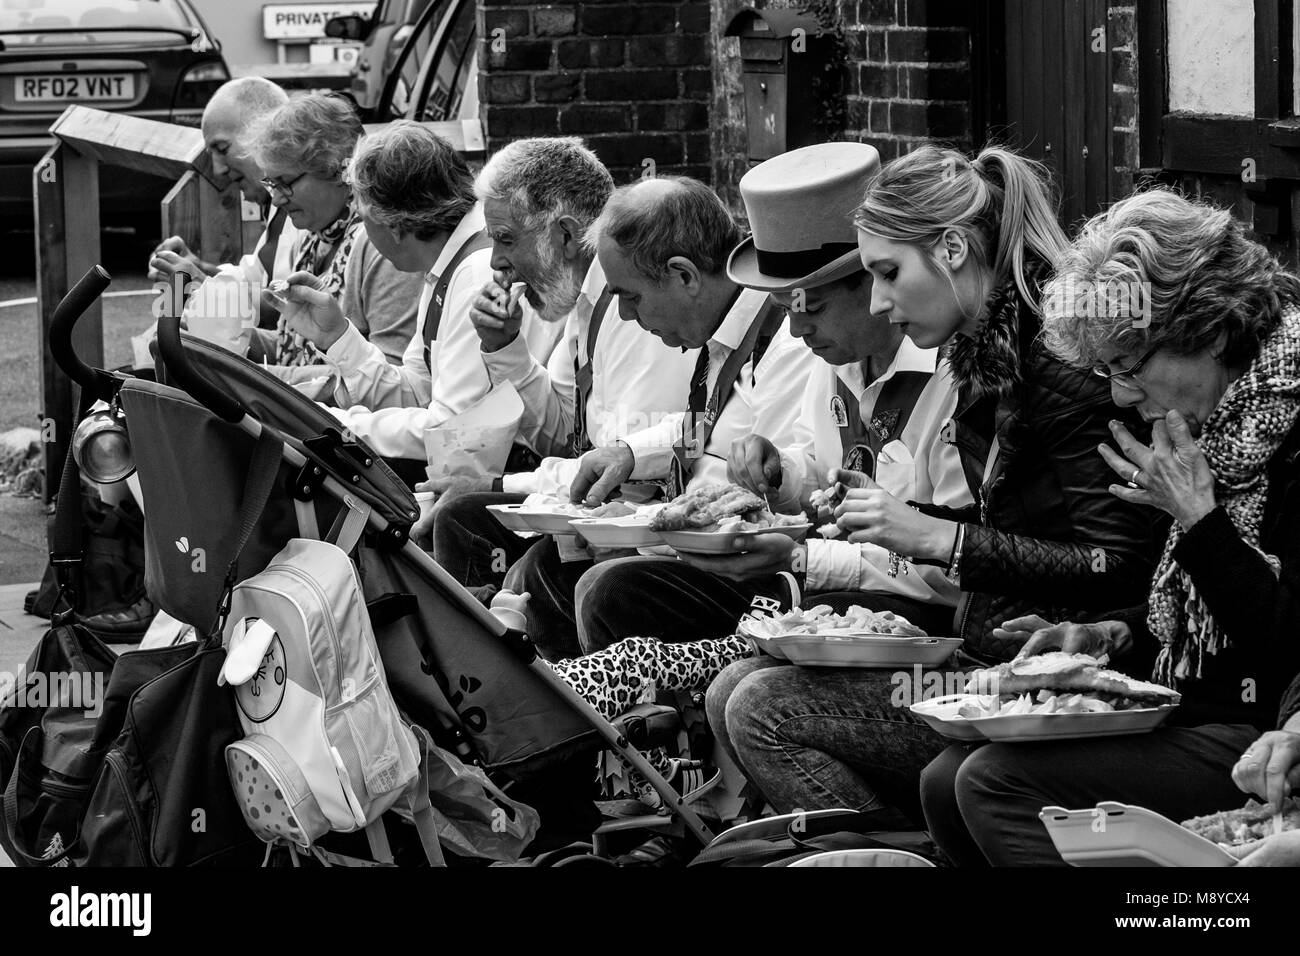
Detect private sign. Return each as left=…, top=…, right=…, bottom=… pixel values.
left=262, top=3, right=377, bottom=40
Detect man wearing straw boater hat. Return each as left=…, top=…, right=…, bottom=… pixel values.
left=573, top=142, right=969, bottom=657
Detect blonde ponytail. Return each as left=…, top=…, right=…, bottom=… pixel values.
left=854, top=143, right=1067, bottom=311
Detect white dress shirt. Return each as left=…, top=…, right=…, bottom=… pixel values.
left=619, top=288, right=815, bottom=489
left=775, top=338, right=970, bottom=604
left=316, top=205, right=565, bottom=460
left=494, top=256, right=700, bottom=497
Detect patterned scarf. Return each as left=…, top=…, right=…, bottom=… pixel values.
left=275, top=196, right=362, bottom=367
left=1149, top=304, right=1300, bottom=685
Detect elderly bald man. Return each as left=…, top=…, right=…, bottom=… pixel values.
left=147, top=76, right=303, bottom=328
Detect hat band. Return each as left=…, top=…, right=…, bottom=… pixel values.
left=754, top=242, right=858, bottom=279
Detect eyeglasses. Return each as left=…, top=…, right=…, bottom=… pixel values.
left=1091, top=343, right=1159, bottom=390
left=259, top=170, right=309, bottom=200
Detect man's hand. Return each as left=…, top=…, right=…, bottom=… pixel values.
left=411, top=475, right=493, bottom=538
left=470, top=270, right=524, bottom=353
left=1004, top=617, right=1134, bottom=659
left=148, top=236, right=216, bottom=281
left=676, top=534, right=800, bottom=582
left=727, top=435, right=783, bottom=501
left=569, top=443, right=635, bottom=506
left=263, top=271, right=348, bottom=352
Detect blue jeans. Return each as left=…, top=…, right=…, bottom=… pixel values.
left=707, top=658, right=953, bottom=823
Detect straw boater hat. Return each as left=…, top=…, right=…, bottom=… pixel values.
left=727, top=142, right=881, bottom=293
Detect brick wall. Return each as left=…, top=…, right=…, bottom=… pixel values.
left=844, top=0, right=974, bottom=162
left=478, top=1, right=713, bottom=183
left=710, top=0, right=976, bottom=214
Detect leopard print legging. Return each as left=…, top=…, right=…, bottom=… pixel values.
left=549, top=635, right=755, bottom=721
left=548, top=635, right=755, bottom=779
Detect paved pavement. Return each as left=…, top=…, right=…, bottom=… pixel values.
left=0, top=494, right=46, bottom=587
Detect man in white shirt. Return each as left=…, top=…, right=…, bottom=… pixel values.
left=575, top=142, right=970, bottom=654
left=498, top=176, right=816, bottom=658
left=147, top=77, right=302, bottom=328
left=426, top=139, right=698, bottom=633
left=254, top=121, right=564, bottom=471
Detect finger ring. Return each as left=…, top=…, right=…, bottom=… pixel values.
left=1127, top=468, right=1142, bottom=489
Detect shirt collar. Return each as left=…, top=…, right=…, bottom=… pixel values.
left=427, top=202, right=487, bottom=282
left=836, top=337, right=939, bottom=393
left=709, top=287, right=768, bottom=353
left=580, top=255, right=607, bottom=310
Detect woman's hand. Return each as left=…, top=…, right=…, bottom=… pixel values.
left=832, top=471, right=955, bottom=561
left=1231, top=730, right=1300, bottom=811
left=1000, top=616, right=1134, bottom=659
left=1100, top=411, right=1217, bottom=530
left=1227, top=830, right=1300, bottom=867
left=676, top=533, right=800, bottom=582
left=264, top=271, right=348, bottom=352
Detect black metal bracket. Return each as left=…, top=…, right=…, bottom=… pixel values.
left=288, top=460, right=327, bottom=501
left=302, top=426, right=374, bottom=485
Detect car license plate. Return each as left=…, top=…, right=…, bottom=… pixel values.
left=15, top=73, right=135, bottom=103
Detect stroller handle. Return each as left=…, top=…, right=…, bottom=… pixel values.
left=48, top=264, right=114, bottom=402
left=155, top=270, right=246, bottom=424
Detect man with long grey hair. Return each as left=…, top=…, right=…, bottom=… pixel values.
left=264, top=120, right=563, bottom=470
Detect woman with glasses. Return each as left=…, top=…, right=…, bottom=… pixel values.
left=249, top=92, right=422, bottom=368
left=709, top=144, right=1164, bottom=823
left=920, top=187, right=1300, bottom=865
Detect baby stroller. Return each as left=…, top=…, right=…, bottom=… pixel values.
left=47, top=265, right=717, bottom=866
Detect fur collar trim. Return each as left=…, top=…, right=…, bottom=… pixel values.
left=944, top=260, right=1047, bottom=399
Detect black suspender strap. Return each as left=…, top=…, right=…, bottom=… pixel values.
left=571, top=285, right=615, bottom=456
left=667, top=296, right=785, bottom=497
left=421, top=229, right=493, bottom=370
left=838, top=368, right=933, bottom=477
left=256, top=208, right=289, bottom=330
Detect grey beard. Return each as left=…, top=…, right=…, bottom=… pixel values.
left=531, top=259, right=584, bottom=324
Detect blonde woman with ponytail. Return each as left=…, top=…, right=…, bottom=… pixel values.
left=715, top=145, right=1164, bottom=824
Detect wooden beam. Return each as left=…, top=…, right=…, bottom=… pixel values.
left=198, top=176, right=244, bottom=266
left=49, top=105, right=228, bottom=186
left=1136, top=0, right=1167, bottom=169
left=160, top=170, right=203, bottom=254
left=1255, top=0, right=1293, bottom=119
left=34, top=143, right=103, bottom=503
left=1163, top=114, right=1300, bottom=180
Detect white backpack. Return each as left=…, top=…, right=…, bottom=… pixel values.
left=218, top=538, right=436, bottom=863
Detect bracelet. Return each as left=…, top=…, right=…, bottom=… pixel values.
left=946, top=523, right=965, bottom=582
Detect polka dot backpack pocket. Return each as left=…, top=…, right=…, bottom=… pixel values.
left=218, top=538, right=436, bottom=865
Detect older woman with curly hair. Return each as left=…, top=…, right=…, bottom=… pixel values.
left=920, top=187, right=1300, bottom=866
left=251, top=92, right=421, bottom=367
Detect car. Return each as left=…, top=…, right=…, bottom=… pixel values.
left=0, top=0, right=230, bottom=229
left=328, top=0, right=475, bottom=124
left=325, top=0, right=436, bottom=117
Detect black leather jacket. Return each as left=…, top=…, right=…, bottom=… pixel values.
left=915, top=264, right=1168, bottom=663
